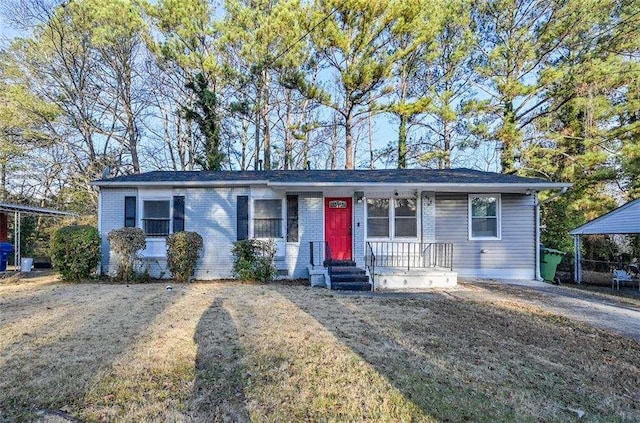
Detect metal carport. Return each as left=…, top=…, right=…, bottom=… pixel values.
left=570, top=198, right=640, bottom=283
left=0, top=202, right=76, bottom=271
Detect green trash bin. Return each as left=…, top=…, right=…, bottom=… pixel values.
left=540, top=248, right=566, bottom=282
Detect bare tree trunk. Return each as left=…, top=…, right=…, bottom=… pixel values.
left=368, top=112, right=374, bottom=169
left=398, top=114, right=408, bottom=169
left=241, top=119, right=249, bottom=170
left=284, top=90, right=292, bottom=170
left=161, top=106, right=178, bottom=170
left=0, top=162, right=6, bottom=200
left=261, top=70, right=271, bottom=170
left=330, top=115, right=338, bottom=170
left=254, top=89, right=261, bottom=170
left=345, top=111, right=353, bottom=169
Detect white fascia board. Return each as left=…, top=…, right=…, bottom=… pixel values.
left=91, top=179, right=571, bottom=193
left=90, top=180, right=265, bottom=188
left=267, top=182, right=572, bottom=193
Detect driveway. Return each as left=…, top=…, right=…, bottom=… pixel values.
left=453, top=278, right=640, bottom=342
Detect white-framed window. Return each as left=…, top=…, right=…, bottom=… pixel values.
left=366, top=199, right=390, bottom=238
left=253, top=199, right=283, bottom=238
left=394, top=198, right=417, bottom=237
left=468, top=194, right=501, bottom=240
left=142, top=200, right=170, bottom=236
left=366, top=197, right=418, bottom=239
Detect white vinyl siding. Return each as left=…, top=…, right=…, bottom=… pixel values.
left=437, top=193, right=535, bottom=278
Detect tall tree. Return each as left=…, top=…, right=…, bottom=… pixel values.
left=385, top=0, right=442, bottom=169
left=416, top=0, right=484, bottom=169
left=310, top=0, right=404, bottom=169
left=147, top=0, right=226, bottom=170
left=472, top=0, right=613, bottom=173
left=522, top=0, right=640, bottom=250
left=223, top=0, right=307, bottom=170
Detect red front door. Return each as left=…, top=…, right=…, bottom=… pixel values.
left=325, top=197, right=353, bottom=261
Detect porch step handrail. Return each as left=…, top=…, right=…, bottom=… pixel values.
left=365, top=241, right=376, bottom=287
left=309, top=241, right=332, bottom=267
left=366, top=241, right=453, bottom=271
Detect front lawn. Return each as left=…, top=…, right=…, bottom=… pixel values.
left=1, top=274, right=639, bottom=421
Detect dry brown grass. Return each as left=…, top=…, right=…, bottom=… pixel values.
left=1, top=274, right=639, bottom=422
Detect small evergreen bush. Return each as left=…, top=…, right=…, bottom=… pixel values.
left=166, top=231, right=203, bottom=282
left=50, top=225, right=101, bottom=282
left=107, top=227, right=147, bottom=282
left=232, top=239, right=277, bottom=283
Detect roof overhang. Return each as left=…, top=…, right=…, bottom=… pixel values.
left=92, top=179, right=571, bottom=194
left=268, top=182, right=571, bottom=194
left=0, top=202, right=77, bottom=217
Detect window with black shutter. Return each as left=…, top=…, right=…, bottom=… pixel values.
left=124, top=196, right=136, bottom=227
left=286, top=195, right=298, bottom=242
left=173, top=196, right=185, bottom=233
left=237, top=196, right=248, bottom=240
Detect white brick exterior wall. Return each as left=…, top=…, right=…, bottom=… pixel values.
left=289, top=194, right=323, bottom=278
left=99, top=186, right=248, bottom=279
left=353, top=200, right=365, bottom=266
left=99, top=187, right=138, bottom=275
left=422, top=191, right=436, bottom=242
left=186, top=187, right=249, bottom=279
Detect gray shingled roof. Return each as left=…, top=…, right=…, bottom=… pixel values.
left=93, top=168, right=561, bottom=186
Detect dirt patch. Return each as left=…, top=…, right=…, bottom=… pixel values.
left=1, top=275, right=639, bottom=421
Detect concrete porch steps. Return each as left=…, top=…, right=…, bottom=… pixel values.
left=328, top=261, right=372, bottom=291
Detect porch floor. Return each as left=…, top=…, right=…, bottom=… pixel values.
left=373, top=267, right=457, bottom=291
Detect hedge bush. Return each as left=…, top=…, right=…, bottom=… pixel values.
left=166, top=231, right=203, bottom=282
left=231, top=239, right=277, bottom=283
left=107, top=227, right=147, bottom=282
left=50, top=225, right=101, bottom=282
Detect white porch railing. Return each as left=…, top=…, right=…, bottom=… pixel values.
left=365, top=241, right=453, bottom=271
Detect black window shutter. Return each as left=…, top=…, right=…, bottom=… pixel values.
left=286, top=195, right=299, bottom=242
left=173, top=196, right=185, bottom=233
left=124, top=196, right=136, bottom=227
left=237, top=195, right=249, bottom=240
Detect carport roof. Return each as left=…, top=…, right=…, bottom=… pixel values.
left=0, top=202, right=76, bottom=217
left=570, top=198, right=640, bottom=235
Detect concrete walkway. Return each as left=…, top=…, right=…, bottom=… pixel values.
left=453, top=278, right=640, bottom=342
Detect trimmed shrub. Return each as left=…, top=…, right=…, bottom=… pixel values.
left=232, top=239, right=277, bottom=283
left=107, top=227, right=147, bottom=282
left=50, top=225, right=101, bottom=282
left=166, top=231, right=203, bottom=283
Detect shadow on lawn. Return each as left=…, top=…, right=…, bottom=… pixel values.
left=0, top=284, right=174, bottom=421
left=190, top=297, right=248, bottom=421
left=277, top=289, right=522, bottom=422
left=278, top=286, right=640, bottom=422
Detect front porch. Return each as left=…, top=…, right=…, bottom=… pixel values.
left=308, top=241, right=457, bottom=291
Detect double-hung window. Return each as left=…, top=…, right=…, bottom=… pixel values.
left=468, top=194, right=501, bottom=240
left=142, top=200, right=171, bottom=236
left=367, top=198, right=418, bottom=239
left=394, top=199, right=417, bottom=237
left=254, top=199, right=283, bottom=238
left=366, top=199, right=390, bottom=237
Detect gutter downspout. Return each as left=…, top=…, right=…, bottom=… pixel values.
left=535, top=187, right=569, bottom=281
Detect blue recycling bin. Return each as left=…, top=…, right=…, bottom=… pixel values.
left=0, top=242, right=13, bottom=271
